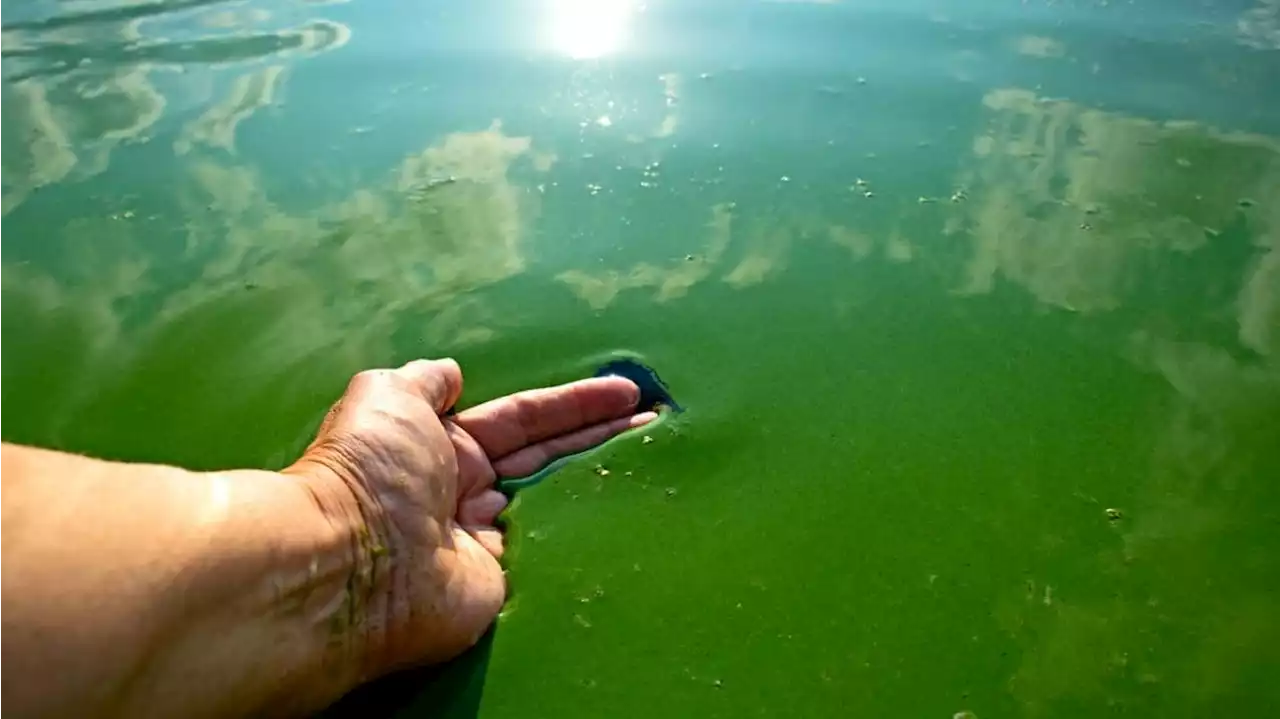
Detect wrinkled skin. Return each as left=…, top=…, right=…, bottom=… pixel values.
left=285, top=358, right=656, bottom=675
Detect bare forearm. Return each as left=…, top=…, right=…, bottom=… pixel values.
left=1, top=443, right=363, bottom=718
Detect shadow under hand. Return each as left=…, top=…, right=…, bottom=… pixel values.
left=315, top=626, right=497, bottom=719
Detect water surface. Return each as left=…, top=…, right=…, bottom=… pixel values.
left=4, top=0, right=1280, bottom=717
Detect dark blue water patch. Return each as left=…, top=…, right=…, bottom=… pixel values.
left=593, top=358, right=684, bottom=415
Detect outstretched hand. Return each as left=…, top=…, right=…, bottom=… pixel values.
left=286, top=358, right=655, bottom=677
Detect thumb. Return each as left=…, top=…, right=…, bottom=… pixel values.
left=396, top=358, right=464, bottom=414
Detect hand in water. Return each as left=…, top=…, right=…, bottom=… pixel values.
left=286, top=358, right=655, bottom=676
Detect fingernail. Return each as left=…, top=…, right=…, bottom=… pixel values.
left=602, top=380, right=640, bottom=410
left=630, top=411, right=659, bottom=427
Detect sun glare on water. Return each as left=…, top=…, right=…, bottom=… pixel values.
left=547, top=0, right=635, bottom=59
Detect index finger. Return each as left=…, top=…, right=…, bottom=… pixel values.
left=452, top=376, right=641, bottom=459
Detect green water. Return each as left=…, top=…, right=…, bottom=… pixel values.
left=5, top=0, right=1280, bottom=716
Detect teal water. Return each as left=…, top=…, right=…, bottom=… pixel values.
left=4, top=1, right=1280, bottom=717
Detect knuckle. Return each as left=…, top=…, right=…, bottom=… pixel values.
left=349, top=368, right=390, bottom=391
left=399, top=359, right=435, bottom=375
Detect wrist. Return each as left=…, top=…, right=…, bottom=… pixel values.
left=277, top=457, right=399, bottom=679
left=176, top=467, right=377, bottom=716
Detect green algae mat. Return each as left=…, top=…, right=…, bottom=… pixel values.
left=4, top=1, right=1279, bottom=716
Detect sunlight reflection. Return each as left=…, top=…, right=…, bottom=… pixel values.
left=547, top=0, right=634, bottom=59
left=199, top=473, right=233, bottom=525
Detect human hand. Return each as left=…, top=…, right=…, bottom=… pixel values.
left=285, top=358, right=654, bottom=679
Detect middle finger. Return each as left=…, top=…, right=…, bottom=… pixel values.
left=452, top=376, right=641, bottom=460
